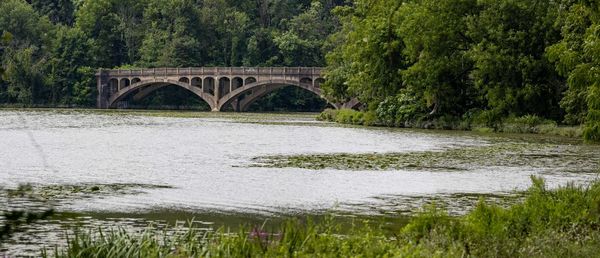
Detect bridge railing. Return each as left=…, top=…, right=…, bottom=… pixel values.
left=98, top=67, right=325, bottom=78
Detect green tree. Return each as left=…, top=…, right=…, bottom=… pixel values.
left=139, top=0, right=204, bottom=67
left=2, top=47, right=47, bottom=105
left=0, top=0, right=54, bottom=49
left=273, top=1, right=330, bottom=66
left=467, top=0, right=563, bottom=119
left=547, top=0, right=600, bottom=141
left=398, top=0, right=479, bottom=116
left=47, top=26, right=93, bottom=105
left=71, top=66, right=97, bottom=106
left=27, top=0, right=75, bottom=25
left=0, top=0, right=54, bottom=105
left=199, top=0, right=249, bottom=66
left=323, top=0, right=406, bottom=104
left=75, top=0, right=146, bottom=67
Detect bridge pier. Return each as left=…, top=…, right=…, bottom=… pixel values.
left=230, top=98, right=241, bottom=112
left=96, top=70, right=110, bottom=109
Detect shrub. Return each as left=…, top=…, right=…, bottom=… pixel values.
left=376, top=91, right=423, bottom=127
left=402, top=177, right=600, bottom=257
left=362, top=111, right=378, bottom=126
left=584, top=111, right=600, bottom=142
left=317, top=108, right=337, bottom=122
left=472, top=110, right=503, bottom=129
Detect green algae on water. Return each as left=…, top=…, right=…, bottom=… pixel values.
left=252, top=142, right=600, bottom=172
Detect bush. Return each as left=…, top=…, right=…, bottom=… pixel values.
left=319, top=106, right=586, bottom=140
left=584, top=121, right=600, bottom=142
left=362, top=111, right=378, bottom=126
left=584, top=110, right=600, bottom=142
left=402, top=177, right=600, bottom=257
left=316, top=108, right=337, bottom=121
left=317, top=109, right=379, bottom=126
left=507, top=115, right=554, bottom=127
left=376, top=91, right=424, bottom=127
left=472, top=110, right=503, bottom=129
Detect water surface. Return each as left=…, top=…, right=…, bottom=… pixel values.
left=1, top=110, right=598, bottom=216
left=1, top=110, right=599, bottom=255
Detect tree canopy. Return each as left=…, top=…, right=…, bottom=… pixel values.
left=323, top=0, right=600, bottom=141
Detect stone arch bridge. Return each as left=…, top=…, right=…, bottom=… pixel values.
left=96, top=67, right=359, bottom=111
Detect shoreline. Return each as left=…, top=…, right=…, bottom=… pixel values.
left=318, top=109, right=587, bottom=141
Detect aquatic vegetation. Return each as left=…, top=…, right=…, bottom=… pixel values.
left=0, top=185, right=54, bottom=242
left=5, top=183, right=172, bottom=203
left=48, top=178, right=600, bottom=257
left=252, top=142, right=600, bottom=172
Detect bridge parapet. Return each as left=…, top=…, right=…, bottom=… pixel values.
left=97, top=67, right=324, bottom=78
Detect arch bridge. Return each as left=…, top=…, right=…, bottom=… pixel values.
left=96, top=67, right=360, bottom=111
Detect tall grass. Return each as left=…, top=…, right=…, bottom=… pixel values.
left=47, top=177, right=600, bottom=257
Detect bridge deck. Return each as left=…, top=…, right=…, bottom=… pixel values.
left=97, top=67, right=324, bottom=77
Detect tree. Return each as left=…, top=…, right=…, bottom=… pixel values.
left=323, top=0, right=406, bottom=105
left=547, top=0, right=600, bottom=141
left=0, top=0, right=54, bottom=105
left=47, top=26, right=93, bottom=105
left=467, top=0, right=563, bottom=119
left=2, top=47, right=47, bottom=105
left=398, top=0, right=479, bottom=116
left=75, top=0, right=146, bottom=68
left=0, top=0, right=54, bottom=49
left=273, top=1, right=330, bottom=66
left=27, top=0, right=75, bottom=25
left=139, top=0, right=204, bottom=67
left=199, top=0, right=249, bottom=66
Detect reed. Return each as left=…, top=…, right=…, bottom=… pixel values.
left=48, top=177, right=600, bottom=257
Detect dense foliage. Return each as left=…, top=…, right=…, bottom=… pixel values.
left=323, top=0, right=600, bottom=142
left=0, top=0, right=344, bottom=110
left=50, top=178, right=600, bottom=257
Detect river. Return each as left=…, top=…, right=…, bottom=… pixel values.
left=0, top=109, right=598, bottom=255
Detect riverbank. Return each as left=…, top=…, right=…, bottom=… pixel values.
left=42, top=177, right=600, bottom=257
left=318, top=109, right=585, bottom=139
left=0, top=108, right=585, bottom=139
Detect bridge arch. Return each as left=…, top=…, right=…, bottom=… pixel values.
left=300, top=77, right=313, bottom=85
left=216, top=79, right=334, bottom=111
left=191, top=77, right=202, bottom=88
left=232, top=77, right=243, bottom=90
left=108, top=78, right=216, bottom=109
left=245, top=77, right=256, bottom=85
left=109, top=78, right=119, bottom=94
left=218, top=77, right=231, bottom=98
left=119, top=78, right=130, bottom=90
left=203, top=77, right=215, bottom=95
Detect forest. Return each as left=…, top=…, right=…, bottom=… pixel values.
left=1, top=0, right=600, bottom=140
left=0, top=0, right=341, bottom=110
left=321, top=0, right=600, bottom=142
